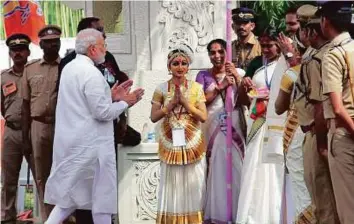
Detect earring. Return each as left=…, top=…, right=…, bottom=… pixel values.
left=168, top=70, right=172, bottom=75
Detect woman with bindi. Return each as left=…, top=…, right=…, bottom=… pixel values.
left=150, top=47, right=208, bottom=224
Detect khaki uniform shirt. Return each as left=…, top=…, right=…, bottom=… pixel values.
left=302, top=47, right=316, bottom=61
left=291, top=43, right=331, bottom=126
left=1, top=68, right=23, bottom=123
left=232, top=33, right=261, bottom=71
left=307, top=43, right=330, bottom=102
left=290, top=48, right=318, bottom=126
left=20, top=57, right=61, bottom=117
left=322, top=32, right=354, bottom=119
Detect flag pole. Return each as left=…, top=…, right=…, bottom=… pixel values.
left=225, top=0, right=233, bottom=223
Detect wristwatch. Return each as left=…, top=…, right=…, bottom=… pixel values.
left=285, top=52, right=294, bottom=60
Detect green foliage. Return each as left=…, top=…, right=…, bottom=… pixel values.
left=240, top=0, right=316, bottom=35
left=24, top=188, right=34, bottom=210
left=39, top=0, right=85, bottom=38
left=0, top=1, right=4, bottom=40
left=0, top=0, right=85, bottom=40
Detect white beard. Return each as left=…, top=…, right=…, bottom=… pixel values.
left=93, top=55, right=105, bottom=65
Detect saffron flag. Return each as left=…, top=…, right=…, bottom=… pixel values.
left=3, top=0, right=45, bottom=45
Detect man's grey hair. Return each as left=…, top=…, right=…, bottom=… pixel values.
left=75, top=28, right=103, bottom=55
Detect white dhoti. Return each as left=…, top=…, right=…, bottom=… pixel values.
left=45, top=140, right=117, bottom=214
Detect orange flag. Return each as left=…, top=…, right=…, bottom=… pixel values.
left=3, top=0, right=46, bottom=45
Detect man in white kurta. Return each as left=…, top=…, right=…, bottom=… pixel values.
left=44, top=28, right=144, bottom=224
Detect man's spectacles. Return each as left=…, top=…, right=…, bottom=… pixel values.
left=95, top=42, right=107, bottom=48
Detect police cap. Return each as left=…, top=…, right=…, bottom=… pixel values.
left=315, top=1, right=353, bottom=17
left=6, top=33, right=31, bottom=49
left=232, top=7, right=256, bottom=22
left=38, top=25, right=62, bottom=40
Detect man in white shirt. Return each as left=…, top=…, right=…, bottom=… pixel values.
left=44, top=28, right=144, bottom=224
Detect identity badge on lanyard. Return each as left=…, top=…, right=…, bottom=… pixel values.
left=172, top=106, right=186, bottom=147
left=172, top=127, right=186, bottom=147
left=217, top=89, right=227, bottom=131
left=218, top=111, right=227, bottom=131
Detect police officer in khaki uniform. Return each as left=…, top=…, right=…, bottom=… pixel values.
left=275, top=5, right=339, bottom=223
left=318, top=1, right=354, bottom=223
left=297, top=7, right=340, bottom=223
left=231, top=7, right=261, bottom=71
left=20, top=25, right=62, bottom=222
left=1, top=34, right=35, bottom=222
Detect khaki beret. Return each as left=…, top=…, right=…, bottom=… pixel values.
left=38, top=25, right=62, bottom=40
left=297, top=4, right=318, bottom=23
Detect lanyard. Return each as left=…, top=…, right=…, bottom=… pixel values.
left=168, top=80, right=188, bottom=120
left=212, top=74, right=226, bottom=106
left=264, top=58, right=272, bottom=90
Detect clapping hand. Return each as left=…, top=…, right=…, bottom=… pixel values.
left=111, top=79, right=145, bottom=107
left=123, top=88, right=145, bottom=107
left=277, top=32, right=295, bottom=55
left=119, top=87, right=145, bottom=107
left=111, top=80, right=133, bottom=102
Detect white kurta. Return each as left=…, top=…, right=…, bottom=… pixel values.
left=44, top=54, right=128, bottom=214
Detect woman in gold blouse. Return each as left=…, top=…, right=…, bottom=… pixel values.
left=150, top=46, right=207, bottom=224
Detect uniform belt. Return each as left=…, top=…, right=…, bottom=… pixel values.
left=300, top=123, right=315, bottom=133
left=32, top=116, right=55, bottom=124
left=332, top=118, right=354, bottom=130
left=5, top=121, right=22, bottom=130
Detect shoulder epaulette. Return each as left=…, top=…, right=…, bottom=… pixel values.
left=0, top=68, right=11, bottom=75
left=328, top=38, right=352, bottom=55
left=328, top=45, right=344, bottom=54
left=302, top=55, right=313, bottom=63
left=25, top=58, right=41, bottom=67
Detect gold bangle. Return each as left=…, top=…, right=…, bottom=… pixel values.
left=161, top=106, right=168, bottom=115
